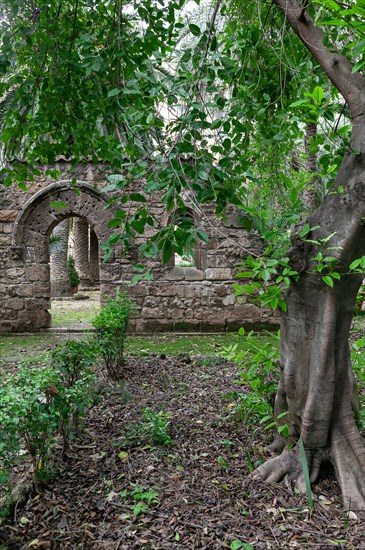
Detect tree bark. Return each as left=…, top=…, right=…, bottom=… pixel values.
left=254, top=0, right=365, bottom=510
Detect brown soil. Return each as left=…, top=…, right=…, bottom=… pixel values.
left=1, top=355, right=364, bottom=549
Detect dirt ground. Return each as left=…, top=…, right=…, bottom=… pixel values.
left=1, top=354, right=364, bottom=550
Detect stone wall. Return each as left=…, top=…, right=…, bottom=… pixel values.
left=0, top=161, right=278, bottom=333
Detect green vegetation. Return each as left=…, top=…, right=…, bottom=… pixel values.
left=67, top=256, right=80, bottom=290
left=141, top=408, right=173, bottom=446
left=221, top=329, right=280, bottom=425
left=92, top=291, right=133, bottom=381
left=119, top=485, right=159, bottom=518
left=117, top=407, right=173, bottom=449
left=0, top=346, right=96, bottom=497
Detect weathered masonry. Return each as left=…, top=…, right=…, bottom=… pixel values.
left=0, top=161, right=277, bottom=333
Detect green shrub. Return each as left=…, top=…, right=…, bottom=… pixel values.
left=67, top=256, right=80, bottom=289
left=50, top=339, right=97, bottom=387
left=92, top=291, right=133, bottom=382
left=0, top=366, right=66, bottom=488
left=221, top=329, right=280, bottom=425
left=50, top=339, right=98, bottom=445
left=142, top=408, right=173, bottom=446
left=0, top=343, right=97, bottom=491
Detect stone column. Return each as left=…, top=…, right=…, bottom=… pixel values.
left=89, top=227, right=99, bottom=286
left=50, top=219, right=70, bottom=297
left=74, top=217, right=91, bottom=288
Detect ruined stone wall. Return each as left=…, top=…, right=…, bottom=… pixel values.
left=0, top=161, right=278, bottom=333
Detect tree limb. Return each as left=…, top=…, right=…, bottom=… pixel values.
left=272, top=0, right=365, bottom=118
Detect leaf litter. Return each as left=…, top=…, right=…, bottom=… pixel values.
left=0, top=354, right=364, bottom=549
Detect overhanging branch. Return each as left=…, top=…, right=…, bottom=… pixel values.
left=272, top=0, right=365, bottom=118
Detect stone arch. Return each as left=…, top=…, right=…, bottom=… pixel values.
left=11, top=181, right=118, bottom=331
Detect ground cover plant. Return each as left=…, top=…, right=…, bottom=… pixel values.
left=0, top=337, right=364, bottom=548
left=0, top=338, right=97, bottom=520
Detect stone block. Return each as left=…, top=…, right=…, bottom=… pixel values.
left=232, top=302, right=261, bottom=319
left=141, top=307, right=161, bottom=319
left=226, top=321, right=253, bottom=332
left=2, top=309, right=17, bottom=320
left=25, top=265, right=49, bottom=282
left=200, top=321, right=226, bottom=332
left=205, top=268, right=232, bottom=281
left=222, top=294, right=236, bottom=306
left=212, top=284, right=229, bottom=297
left=173, top=320, right=201, bottom=332
left=33, top=282, right=50, bottom=296
left=136, top=320, right=174, bottom=333
left=184, top=269, right=204, bottom=281
left=5, top=298, right=24, bottom=311
left=29, top=309, right=51, bottom=329
left=176, top=284, right=201, bottom=299
left=166, top=267, right=185, bottom=281
left=129, top=284, right=149, bottom=297
left=25, top=298, right=50, bottom=310
left=9, top=285, right=33, bottom=298
left=7, top=268, right=25, bottom=279
left=0, top=321, right=17, bottom=333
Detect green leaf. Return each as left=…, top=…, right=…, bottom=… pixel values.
left=299, top=437, right=313, bottom=513
left=107, top=88, right=121, bottom=98
left=353, top=39, right=365, bottom=58
left=312, top=86, right=324, bottom=105
left=322, top=275, right=334, bottom=287
left=130, top=193, right=146, bottom=202
left=196, top=230, right=208, bottom=243
left=189, top=24, right=201, bottom=36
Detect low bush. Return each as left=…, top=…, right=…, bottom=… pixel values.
left=221, top=329, right=280, bottom=425
left=0, top=339, right=97, bottom=497
left=92, top=291, right=133, bottom=382
left=50, top=339, right=98, bottom=446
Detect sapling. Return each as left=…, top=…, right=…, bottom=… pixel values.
left=92, top=291, right=133, bottom=382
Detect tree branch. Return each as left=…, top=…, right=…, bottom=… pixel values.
left=272, top=0, right=365, bottom=119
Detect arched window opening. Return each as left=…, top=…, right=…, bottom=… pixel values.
left=172, top=209, right=203, bottom=270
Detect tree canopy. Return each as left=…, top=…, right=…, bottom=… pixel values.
left=1, top=0, right=365, bottom=509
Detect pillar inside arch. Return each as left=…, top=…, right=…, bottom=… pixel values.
left=74, top=217, right=92, bottom=288
left=89, top=227, right=100, bottom=286
left=50, top=219, right=71, bottom=297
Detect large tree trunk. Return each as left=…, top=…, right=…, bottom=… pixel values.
left=254, top=149, right=365, bottom=510
left=256, top=0, right=365, bottom=512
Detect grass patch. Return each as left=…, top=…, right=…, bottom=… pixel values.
left=125, top=334, right=241, bottom=356
left=0, top=333, right=266, bottom=368
left=51, top=307, right=99, bottom=328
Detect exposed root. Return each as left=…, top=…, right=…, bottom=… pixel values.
left=253, top=431, right=365, bottom=512
left=330, top=426, right=365, bottom=511
left=253, top=444, right=325, bottom=484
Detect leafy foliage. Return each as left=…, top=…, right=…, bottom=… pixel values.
left=67, top=256, right=80, bottom=290
left=141, top=407, right=174, bottom=446
left=221, top=329, right=280, bottom=425
left=92, top=291, right=133, bottom=382
left=0, top=345, right=96, bottom=491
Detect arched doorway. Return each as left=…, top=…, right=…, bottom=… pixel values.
left=12, top=181, right=118, bottom=331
